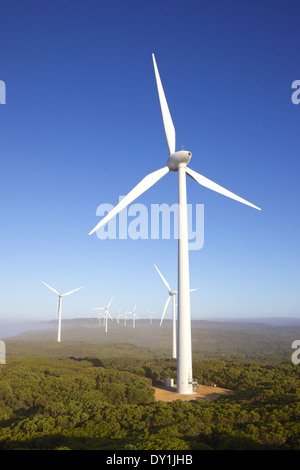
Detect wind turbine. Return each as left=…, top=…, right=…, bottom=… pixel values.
left=123, top=310, right=129, bottom=326
left=116, top=310, right=125, bottom=324
left=154, top=264, right=177, bottom=359
left=89, top=54, right=261, bottom=394
left=41, top=281, right=82, bottom=342
left=147, top=310, right=156, bottom=324
left=88, top=311, right=94, bottom=323
left=96, top=310, right=104, bottom=327
left=154, top=264, right=198, bottom=359
left=94, top=298, right=113, bottom=333
left=128, top=305, right=138, bottom=328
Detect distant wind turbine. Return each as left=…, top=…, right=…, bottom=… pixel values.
left=94, top=298, right=113, bottom=333
left=154, top=264, right=197, bottom=360
left=88, top=311, right=94, bottom=322
left=147, top=310, right=156, bottom=324
left=88, top=54, right=261, bottom=394
left=116, top=310, right=122, bottom=324
left=96, top=310, right=104, bottom=327
left=128, top=305, right=138, bottom=328
left=154, top=264, right=177, bottom=359
left=41, top=281, right=82, bottom=342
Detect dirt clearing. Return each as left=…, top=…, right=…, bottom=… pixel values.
left=153, top=384, right=233, bottom=402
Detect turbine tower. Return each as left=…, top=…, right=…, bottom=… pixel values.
left=94, top=298, right=113, bottom=333
left=41, top=281, right=82, bottom=342
left=89, top=54, right=261, bottom=394
left=154, top=264, right=177, bottom=359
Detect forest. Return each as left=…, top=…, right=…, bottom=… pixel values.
left=0, top=355, right=299, bottom=450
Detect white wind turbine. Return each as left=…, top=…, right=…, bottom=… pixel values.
left=41, top=281, right=82, bottom=342
left=94, top=298, right=113, bottom=333
left=88, top=311, right=94, bottom=322
left=96, top=310, right=104, bottom=327
left=147, top=310, right=156, bottom=324
left=123, top=310, right=129, bottom=326
left=116, top=310, right=122, bottom=324
left=154, top=264, right=197, bottom=360
left=89, top=54, right=261, bottom=394
left=154, top=264, right=177, bottom=359
left=128, top=305, right=138, bottom=328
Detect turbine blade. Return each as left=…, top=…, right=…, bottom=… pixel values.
left=160, top=295, right=171, bottom=326
left=107, top=297, right=113, bottom=308
left=62, top=287, right=83, bottom=296
left=190, top=288, right=198, bottom=292
left=152, top=53, right=176, bottom=155
left=41, top=281, right=59, bottom=296
left=154, top=264, right=171, bottom=292
left=89, top=166, right=170, bottom=235
left=186, top=167, right=261, bottom=211
left=107, top=310, right=113, bottom=320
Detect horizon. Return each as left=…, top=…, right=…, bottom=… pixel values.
left=1, top=314, right=300, bottom=341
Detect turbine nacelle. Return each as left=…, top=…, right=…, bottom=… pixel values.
left=169, top=289, right=178, bottom=296
left=167, top=151, right=192, bottom=171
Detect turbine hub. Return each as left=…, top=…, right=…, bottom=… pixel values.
left=167, top=150, right=192, bottom=171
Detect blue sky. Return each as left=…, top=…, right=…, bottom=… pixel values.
left=0, top=0, right=299, bottom=323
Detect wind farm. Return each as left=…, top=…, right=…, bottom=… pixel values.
left=1, top=0, right=299, bottom=452
left=20, top=51, right=263, bottom=415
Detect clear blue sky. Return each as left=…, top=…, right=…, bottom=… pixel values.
left=0, top=0, right=299, bottom=322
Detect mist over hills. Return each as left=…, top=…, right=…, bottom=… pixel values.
left=1, top=317, right=299, bottom=364
left=1, top=316, right=299, bottom=340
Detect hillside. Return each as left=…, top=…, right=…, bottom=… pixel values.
left=0, top=318, right=299, bottom=450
